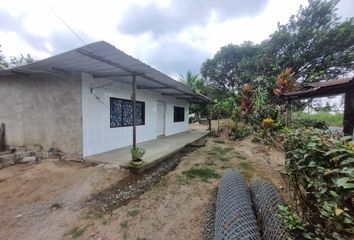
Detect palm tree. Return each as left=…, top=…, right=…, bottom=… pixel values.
left=179, top=70, right=205, bottom=93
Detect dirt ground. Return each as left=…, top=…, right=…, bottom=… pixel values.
left=0, top=160, right=129, bottom=240
left=0, top=122, right=288, bottom=240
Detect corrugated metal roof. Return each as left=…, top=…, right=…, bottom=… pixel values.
left=281, top=77, right=354, bottom=99
left=0, top=41, right=210, bottom=103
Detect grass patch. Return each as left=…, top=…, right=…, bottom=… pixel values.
left=213, top=139, right=225, bottom=144
left=238, top=161, right=254, bottom=170
left=219, top=156, right=230, bottom=162
left=205, top=159, right=216, bottom=166
left=49, top=203, right=62, bottom=209
left=128, top=209, right=140, bottom=217
left=65, top=226, right=86, bottom=239
left=234, top=151, right=247, bottom=160
left=237, top=161, right=255, bottom=180
left=176, top=175, right=191, bottom=185
left=120, top=220, right=129, bottom=229
left=293, top=111, right=343, bottom=127
left=182, top=166, right=220, bottom=182
left=208, top=147, right=233, bottom=162
left=85, top=210, right=104, bottom=219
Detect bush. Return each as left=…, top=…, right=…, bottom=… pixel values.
left=231, top=124, right=252, bottom=140
left=283, top=128, right=354, bottom=239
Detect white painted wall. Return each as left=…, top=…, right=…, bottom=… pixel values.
left=81, top=72, right=189, bottom=157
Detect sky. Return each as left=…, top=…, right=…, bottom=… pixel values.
left=0, top=0, right=353, bottom=78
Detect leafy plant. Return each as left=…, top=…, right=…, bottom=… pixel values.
left=273, top=67, right=297, bottom=96
left=240, top=83, right=254, bottom=122
left=130, top=148, right=146, bottom=161
left=232, top=125, right=252, bottom=139
left=283, top=128, right=354, bottom=239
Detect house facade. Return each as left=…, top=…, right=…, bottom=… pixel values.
left=0, top=41, right=208, bottom=157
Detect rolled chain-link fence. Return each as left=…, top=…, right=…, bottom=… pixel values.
left=214, top=169, right=262, bottom=240
left=249, top=179, right=290, bottom=240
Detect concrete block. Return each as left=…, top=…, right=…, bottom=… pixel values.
left=0, top=154, right=16, bottom=162
left=20, top=156, right=37, bottom=163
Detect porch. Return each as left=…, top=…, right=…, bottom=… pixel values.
left=85, top=125, right=210, bottom=169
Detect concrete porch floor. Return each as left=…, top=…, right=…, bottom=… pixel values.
left=85, top=125, right=209, bottom=169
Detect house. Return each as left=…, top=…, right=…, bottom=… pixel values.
left=0, top=41, right=209, bottom=158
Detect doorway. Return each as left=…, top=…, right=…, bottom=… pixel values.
left=156, top=101, right=166, bottom=136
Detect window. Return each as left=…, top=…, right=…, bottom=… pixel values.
left=174, top=106, right=185, bottom=122
left=110, top=97, right=145, bottom=128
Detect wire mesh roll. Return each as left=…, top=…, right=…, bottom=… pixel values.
left=214, top=169, right=261, bottom=240
left=250, top=179, right=290, bottom=240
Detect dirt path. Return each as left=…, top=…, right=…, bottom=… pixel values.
left=0, top=124, right=288, bottom=240
left=66, top=134, right=287, bottom=240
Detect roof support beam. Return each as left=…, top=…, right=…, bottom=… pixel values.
left=162, top=93, right=192, bottom=96
left=93, top=73, right=144, bottom=78
left=137, top=86, right=174, bottom=90
left=77, top=49, right=188, bottom=95
left=77, top=49, right=139, bottom=75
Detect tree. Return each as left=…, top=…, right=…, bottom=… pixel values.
left=201, top=0, right=354, bottom=92
left=179, top=70, right=205, bottom=93
left=0, top=44, right=34, bottom=69
left=0, top=45, right=8, bottom=69
left=201, top=41, right=258, bottom=92
left=259, top=0, right=354, bottom=83
left=8, top=54, right=34, bottom=68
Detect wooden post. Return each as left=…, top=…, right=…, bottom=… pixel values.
left=286, top=99, right=292, bottom=127
left=0, top=123, right=5, bottom=151
left=343, top=90, right=354, bottom=136
left=132, top=74, right=137, bottom=150
left=217, top=104, right=220, bottom=132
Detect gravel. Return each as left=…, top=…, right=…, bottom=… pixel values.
left=86, top=139, right=207, bottom=212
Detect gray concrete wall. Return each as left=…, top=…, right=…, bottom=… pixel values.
left=0, top=73, right=82, bottom=155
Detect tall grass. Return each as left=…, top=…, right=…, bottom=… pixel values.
left=293, top=111, right=343, bottom=127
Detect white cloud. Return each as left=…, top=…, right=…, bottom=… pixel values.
left=0, top=0, right=352, bottom=76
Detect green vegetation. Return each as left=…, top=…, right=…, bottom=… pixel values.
left=234, top=151, right=247, bottom=160
left=49, top=203, right=62, bottom=209
left=213, top=139, right=225, bottom=144
left=85, top=210, right=104, bottom=219
left=65, top=226, right=87, bottom=239
left=283, top=128, right=354, bottom=239
left=127, top=209, right=140, bottom=217
left=208, top=147, right=233, bottom=162
left=293, top=111, right=343, bottom=127
left=120, top=220, right=129, bottom=229
left=238, top=161, right=254, bottom=170
left=182, top=165, right=220, bottom=182
left=278, top=205, right=305, bottom=235
left=130, top=148, right=146, bottom=160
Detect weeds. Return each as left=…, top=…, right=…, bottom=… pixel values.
left=234, top=151, right=247, bottom=160
left=120, top=220, right=129, bottom=229
left=128, top=209, right=140, bottom=217
left=238, top=161, right=254, bottom=170
left=175, top=175, right=191, bottom=185
left=49, top=203, right=62, bottom=209
left=182, top=165, right=220, bottom=182
left=213, top=139, right=225, bottom=144
left=85, top=210, right=104, bottom=219
left=208, top=147, right=233, bottom=163
left=65, top=226, right=86, bottom=239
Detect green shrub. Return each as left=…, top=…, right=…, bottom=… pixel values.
left=283, top=128, right=354, bottom=239
left=232, top=125, right=252, bottom=139
left=292, top=115, right=328, bottom=129
left=130, top=148, right=146, bottom=160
